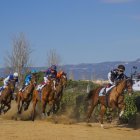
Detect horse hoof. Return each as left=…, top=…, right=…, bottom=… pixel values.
left=47, top=112, right=50, bottom=116
left=41, top=113, right=46, bottom=119
left=86, top=118, right=90, bottom=123
left=101, top=124, right=104, bottom=128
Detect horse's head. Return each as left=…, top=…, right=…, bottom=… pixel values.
left=125, top=78, right=133, bottom=95
left=117, top=78, right=133, bottom=95
left=59, top=73, right=67, bottom=87
left=46, top=78, right=57, bottom=91
left=8, top=79, right=16, bottom=93
left=31, top=74, right=37, bottom=87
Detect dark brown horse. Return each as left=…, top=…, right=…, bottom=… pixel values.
left=31, top=78, right=56, bottom=121
left=86, top=78, right=133, bottom=128
left=17, top=75, right=37, bottom=114
left=0, top=80, right=16, bottom=114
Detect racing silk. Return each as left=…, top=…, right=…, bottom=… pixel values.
left=45, top=68, right=57, bottom=79
left=4, top=74, right=18, bottom=86
left=108, top=69, right=127, bottom=85
left=24, top=74, right=32, bottom=86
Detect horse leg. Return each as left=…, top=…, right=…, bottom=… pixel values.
left=3, top=103, right=11, bottom=114
left=31, top=98, right=38, bottom=121
left=55, top=94, right=62, bottom=113
left=99, top=105, right=106, bottom=128
left=53, top=100, right=59, bottom=114
left=118, top=96, right=125, bottom=118
left=0, top=103, right=5, bottom=114
left=47, top=100, right=55, bottom=116
left=24, top=95, right=32, bottom=111
left=24, top=101, right=30, bottom=111
left=86, top=95, right=99, bottom=123
left=19, top=100, right=24, bottom=114
left=87, top=100, right=97, bottom=123
left=42, top=99, right=47, bottom=117
left=17, top=94, right=22, bottom=114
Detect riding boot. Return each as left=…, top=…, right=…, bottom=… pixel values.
left=102, top=88, right=106, bottom=95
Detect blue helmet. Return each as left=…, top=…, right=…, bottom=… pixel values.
left=51, top=65, right=57, bottom=71
left=31, top=70, right=37, bottom=74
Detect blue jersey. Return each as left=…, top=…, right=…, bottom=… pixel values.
left=45, top=68, right=57, bottom=78
left=8, top=74, right=18, bottom=82
left=24, top=74, right=32, bottom=84
left=9, top=74, right=14, bottom=80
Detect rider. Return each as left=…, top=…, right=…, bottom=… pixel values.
left=44, top=65, right=57, bottom=83
left=19, top=70, right=37, bottom=92
left=37, top=65, right=57, bottom=90
left=101, top=65, right=127, bottom=95
left=0, top=72, right=18, bottom=96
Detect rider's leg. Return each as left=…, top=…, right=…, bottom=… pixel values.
left=105, top=85, right=115, bottom=94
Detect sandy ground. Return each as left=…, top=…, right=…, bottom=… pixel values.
left=0, top=102, right=140, bottom=140
left=0, top=117, right=140, bottom=140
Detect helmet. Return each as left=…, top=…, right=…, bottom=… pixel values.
left=51, top=65, right=57, bottom=71
left=31, top=70, right=37, bottom=74
left=117, top=65, right=125, bottom=71
left=13, top=72, right=18, bottom=77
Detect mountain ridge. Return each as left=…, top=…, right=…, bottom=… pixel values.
left=0, top=59, right=140, bottom=80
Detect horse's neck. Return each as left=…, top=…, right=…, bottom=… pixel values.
left=116, top=81, right=126, bottom=94
left=45, top=84, right=53, bottom=91
left=9, top=82, right=15, bottom=89
left=27, top=83, right=34, bottom=92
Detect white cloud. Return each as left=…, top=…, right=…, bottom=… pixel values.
left=101, top=0, right=135, bottom=4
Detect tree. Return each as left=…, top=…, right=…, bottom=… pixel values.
left=46, top=49, right=61, bottom=68
left=69, top=70, right=74, bottom=80
left=4, top=33, right=32, bottom=85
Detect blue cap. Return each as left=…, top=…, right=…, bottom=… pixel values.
left=51, top=65, right=57, bottom=70
left=31, top=70, right=37, bottom=73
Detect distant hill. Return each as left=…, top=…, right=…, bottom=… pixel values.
left=61, top=58, right=140, bottom=80
left=1, top=59, right=140, bottom=80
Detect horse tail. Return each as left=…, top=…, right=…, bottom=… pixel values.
left=136, top=96, right=140, bottom=112
left=86, top=89, right=95, bottom=100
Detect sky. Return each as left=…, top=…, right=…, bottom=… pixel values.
left=0, top=0, right=140, bottom=67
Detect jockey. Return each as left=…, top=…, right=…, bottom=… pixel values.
left=105, top=64, right=127, bottom=94
left=0, top=72, right=18, bottom=96
left=37, top=65, right=57, bottom=91
left=99, top=65, right=127, bottom=96
left=19, top=70, right=37, bottom=92
left=108, top=65, right=127, bottom=85
left=44, top=65, right=57, bottom=83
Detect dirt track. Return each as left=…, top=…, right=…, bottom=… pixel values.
left=0, top=101, right=140, bottom=140
left=0, top=117, right=140, bottom=140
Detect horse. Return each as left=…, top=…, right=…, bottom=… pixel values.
left=17, top=74, right=37, bottom=114
left=86, top=78, right=133, bottom=128
left=51, top=73, right=67, bottom=114
left=0, top=80, right=16, bottom=114
left=31, top=78, right=56, bottom=121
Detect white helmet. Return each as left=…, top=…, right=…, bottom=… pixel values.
left=13, top=72, right=18, bottom=77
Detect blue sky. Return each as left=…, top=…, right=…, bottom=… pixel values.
left=0, top=0, right=140, bottom=67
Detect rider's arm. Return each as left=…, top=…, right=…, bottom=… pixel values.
left=4, top=76, right=10, bottom=83
left=108, top=72, right=114, bottom=85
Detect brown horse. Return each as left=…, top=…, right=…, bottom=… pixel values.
left=17, top=75, right=37, bottom=114
left=0, top=80, right=16, bottom=114
left=86, top=78, right=133, bottom=128
left=52, top=73, right=67, bottom=114
left=31, top=78, right=56, bottom=121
